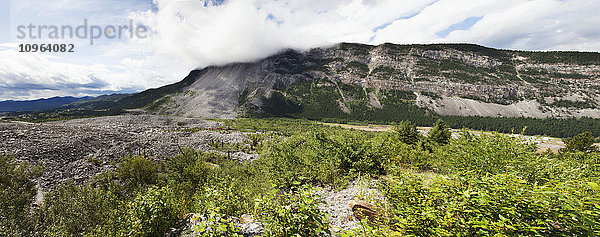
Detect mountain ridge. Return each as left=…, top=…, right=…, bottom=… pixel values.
left=115, top=42, right=599, bottom=120
left=13, top=43, right=598, bottom=120
left=0, top=96, right=92, bottom=112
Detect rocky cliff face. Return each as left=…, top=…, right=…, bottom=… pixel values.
left=140, top=43, right=600, bottom=119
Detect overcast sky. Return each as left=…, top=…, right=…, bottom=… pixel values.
left=0, top=0, right=599, bottom=101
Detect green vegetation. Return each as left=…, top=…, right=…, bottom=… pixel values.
left=341, top=61, right=370, bottom=78
left=2, top=118, right=600, bottom=236
left=0, top=154, right=43, bottom=236
left=419, top=90, right=442, bottom=100
left=254, top=78, right=437, bottom=126
left=256, top=185, right=330, bottom=237
left=370, top=65, right=403, bottom=80
left=428, top=119, right=451, bottom=145
left=393, top=121, right=420, bottom=145
left=357, top=129, right=599, bottom=236
left=145, top=96, right=175, bottom=113
left=339, top=43, right=372, bottom=56
left=248, top=78, right=600, bottom=138
left=518, top=51, right=600, bottom=65
left=416, top=58, right=515, bottom=85
left=563, top=132, right=599, bottom=153
left=550, top=99, right=596, bottom=109
left=39, top=183, right=120, bottom=236
left=442, top=116, right=600, bottom=138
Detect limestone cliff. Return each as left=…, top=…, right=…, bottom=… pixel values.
left=129, top=43, right=600, bottom=119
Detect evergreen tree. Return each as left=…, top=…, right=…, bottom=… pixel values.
left=394, top=121, right=420, bottom=145
left=429, top=119, right=451, bottom=145
left=564, top=132, right=598, bottom=152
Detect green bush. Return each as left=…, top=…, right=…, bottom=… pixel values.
left=511, top=151, right=600, bottom=185
left=117, top=155, right=162, bottom=193
left=257, top=129, right=396, bottom=188
left=563, top=132, right=598, bottom=153
left=0, top=154, right=43, bottom=236
left=194, top=177, right=254, bottom=217
left=393, top=121, right=420, bottom=145
left=256, top=185, right=330, bottom=237
left=428, top=119, right=451, bottom=145
left=39, top=183, right=120, bottom=237
left=166, top=149, right=213, bottom=195
left=384, top=142, right=432, bottom=172
left=432, top=130, right=538, bottom=175
left=190, top=211, right=242, bottom=237
left=378, top=172, right=600, bottom=236
left=125, top=186, right=185, bottom=237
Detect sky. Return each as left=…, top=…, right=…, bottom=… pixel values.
left=0, top=0, right=599, bottom=101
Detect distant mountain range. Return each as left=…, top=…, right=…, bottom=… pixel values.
left=0, top=94, right=130, bottom=112
left=0, top=96, right=92, bottom=112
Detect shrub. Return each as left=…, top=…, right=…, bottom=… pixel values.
left=194, top=177, right=253, bottom=217
left=0, top=154, right=43, bottom=236
left=256, top=185, right=330, bottom=237
left=393, top=121, right=420, bottom=145
left=39, top=183, right=120, bottom=237
left=257, top=129, right=394, bottom=188
left=433, top=130, right=538, bottom=175
left=190, top=212, right=242, bottom=237
left=379, top=172, right=600, bottom=236
left=563, top=132, right=598, bottom=153
left=166, top=149, right=213, bottom=195
left=117, top=155, right=162, bottom=193
left=320, top=130, right=389, bottom=177
left=428, top=119, right=451, bottom=145
left=384, top=143, right=432, bottom=173
left=125, top=186, right=185, bottom=237
left=190, top=177, right=249, bottom=237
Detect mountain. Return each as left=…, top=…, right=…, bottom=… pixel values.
left=0, top=96, right=92, bottom=112
left=110, top=43, right=599, bottom=121
left=62, top=94, right=131, bottom=110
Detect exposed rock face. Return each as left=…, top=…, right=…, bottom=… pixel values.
left=140, top=43, right=600, bottom=119
left=166, top=64, right=250, bottom=119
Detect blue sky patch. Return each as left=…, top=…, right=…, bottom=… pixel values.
left=372, top=10, right=421, bottom=33
left=436, top=16, right=483, bottom=38
left=266, top=13, right=284, bottom=25
left=204, top=0, right=226, bottom=7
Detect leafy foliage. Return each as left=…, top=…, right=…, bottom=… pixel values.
left=3, top=117, right=600, bottom=236
left=563, top=132, right=599, bottom=153
left=378, top=173, right=600, bottom=236
left=256, top=185, right=331, bottom=237
left=125, top=186, right=185, bottom=237
left=39, top=183, right=120, bottom=237
left=117, top=155, right=162, bottom=193
left=0, top=154, right=43, bottom=236
left=257, top=129, right=397, bottom=188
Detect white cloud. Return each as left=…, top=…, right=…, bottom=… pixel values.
left=0, top=45, right=188, bottom=100
left=1, top=0, right=600, bottom=101
left=134, top=0, right=434, bottom=68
